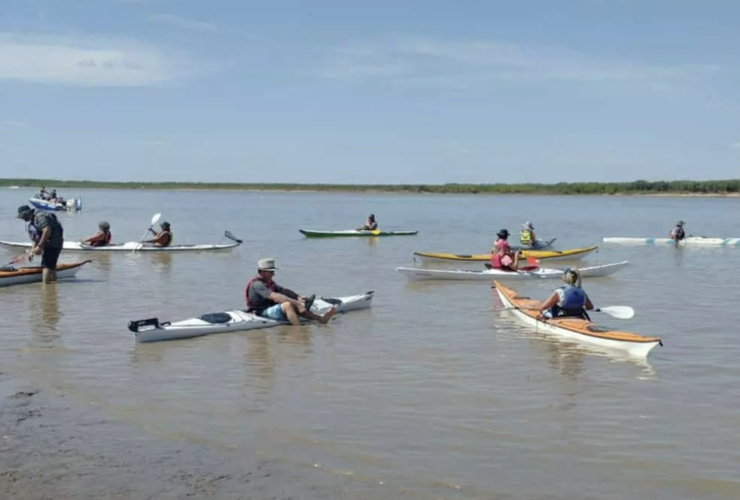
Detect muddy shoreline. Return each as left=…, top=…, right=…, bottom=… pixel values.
left=0, top=370, right=349, bottom=500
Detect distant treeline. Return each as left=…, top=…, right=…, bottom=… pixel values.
left=1, top=178, right=739, bottom=195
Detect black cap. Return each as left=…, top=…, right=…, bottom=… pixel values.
left=17, top=205, right=33, bottom=219
left=161, top=221, right=171, bottom=229
left=497, top=228, right=509, bottom=238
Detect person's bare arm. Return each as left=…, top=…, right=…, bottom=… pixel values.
left=538, top=291, right=559, bottom=314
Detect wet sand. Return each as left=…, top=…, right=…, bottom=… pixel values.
left=0, top=371, right=347, bottom=500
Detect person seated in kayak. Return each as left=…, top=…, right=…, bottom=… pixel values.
left=357, top=214, right=378, bottom=231
left=144, top=221, right=173, bottom=247
left=81, top=221, right=112, bottom=247
left=669, top=220, right=686, bottom=245
left=538, top=268, right=594, bottom=320
left=490, top=229, right=520, bottom=271
left=245, top=258, right=336, bottom=326
left=519, top=221, right=540, bottom=248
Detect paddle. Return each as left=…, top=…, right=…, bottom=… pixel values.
left=503, top=305, right=634, bottom=320
left=133, top=213, right=161, bottom=252
left=593, top=306, right=634, bottom=319
left=224, top=230, right=243, bottom=244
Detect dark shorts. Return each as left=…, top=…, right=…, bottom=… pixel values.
left=41, top=245, right=63, bottom=270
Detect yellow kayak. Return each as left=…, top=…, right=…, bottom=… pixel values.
left=413, top=245, right=598, bottom=264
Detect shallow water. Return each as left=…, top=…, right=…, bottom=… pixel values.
left=1, top=187, right=739, bottom=499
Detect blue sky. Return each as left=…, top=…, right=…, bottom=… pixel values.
left=0, top=0, right=738, bottom=184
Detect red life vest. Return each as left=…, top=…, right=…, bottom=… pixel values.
left=245, top=276, right=276, bottom=311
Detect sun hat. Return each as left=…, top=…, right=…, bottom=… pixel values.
left=257, top=258, right=278, bottom=271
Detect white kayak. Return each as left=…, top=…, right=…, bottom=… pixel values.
left=129, top=291, right=375, bottom=343
left=603, top=237, right=740, bottom=247
left=0, top=260, right=91, bottom=287
left=29, top=197, right=82, bottom=212
left=397, top=261, right=628, bottom=281
left=0, top=231, right=242, bottom=252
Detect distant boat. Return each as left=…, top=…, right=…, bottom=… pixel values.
left=8, top=186, right=20, bottom=189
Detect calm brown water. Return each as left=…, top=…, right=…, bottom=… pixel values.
left=1, top=187, right=739, bottom=499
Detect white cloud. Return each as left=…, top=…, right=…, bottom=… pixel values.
left=148, top=14, right=218, bottom=32
left=731, top=142, right=740, bottom=148
left=1, top=119, right=28, bottom=127
left=317, top=37, right=720, bottom=89
left=0, top=34, right=195, bottom=87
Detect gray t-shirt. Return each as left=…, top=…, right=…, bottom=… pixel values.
left=247, top=279, right=297, bottom=312
left=33, top=211, right=64, bottom=248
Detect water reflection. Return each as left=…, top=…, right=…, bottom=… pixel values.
left=151, top=252, right=173, bottom=272
left=30, top=284, right=62, bottom=346
left=242, top=334, right=276, bottom=395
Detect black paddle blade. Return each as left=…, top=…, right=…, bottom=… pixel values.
left=128, top=318, right=160, bottom=333
left=224, top=230, right=243, bottom=244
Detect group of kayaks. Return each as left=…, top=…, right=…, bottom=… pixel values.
left=6, top=219, right=739, bottom=360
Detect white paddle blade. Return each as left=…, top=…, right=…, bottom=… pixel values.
left=596, top=306, right=634, bottom=319
left=151, top=213, right=162, bottom=226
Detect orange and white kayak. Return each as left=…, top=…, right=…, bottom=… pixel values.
left=493, top=280, right=662, bottom=358
left=0, top=260, right=91, bottom=287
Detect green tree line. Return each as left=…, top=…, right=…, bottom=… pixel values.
left=1, top=178, right=739, bottom=195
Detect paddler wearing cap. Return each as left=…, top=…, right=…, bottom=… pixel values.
left=144, top=221, right=173, bottom=247
left=490, top=229, right=520, bottom=271
left=537, top=268, right=594, bottom=320
left=80, top=221, right=112, bottom=247
left=669, top=220, right=686, bottom=247
left=245, top=258, right=336, bottom=326
left=16, top=204, right=65, bottom=283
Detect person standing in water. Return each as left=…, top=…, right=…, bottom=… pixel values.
left=16, top=205, right=64, bottom=284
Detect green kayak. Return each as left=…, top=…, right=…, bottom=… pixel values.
left=300, top=229, right=419, bottom=238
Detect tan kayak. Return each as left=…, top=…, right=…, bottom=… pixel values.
left=493, top=280, right=662, bottom=358
left=0, top=260, right=91, bottom=287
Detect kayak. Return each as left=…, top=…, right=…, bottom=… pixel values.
left=397, top=261, right=628, bottom=281
left=0, top=231, right=242, bottom=252
left=493, top=281, right=661, bottom=358
left=129, top=291, right=374, bottom=343
left=29, top=197, right=82, bottom=212
left=0, top=260, right=91, bottom=287
left=300, top=229, right=418, bottom=238
left=413, top=245, right=598, bottom=264
left=603, top=237, right=740, bottom=247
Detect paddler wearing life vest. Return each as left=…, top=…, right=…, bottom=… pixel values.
left=519, top=221, right=540, bottom=249
left=144, top=221, right=173, bottom=247
left=669, top=220, right=686, bottom=246
left=490, top=229, right=520, bottom=271
left=81, top=221, right=112, bottom=247
left=245, top=258, right=336, bottom=326
left=357, top=213, right=378, bottom=231
left=538, top=268, right=594, bottom=320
